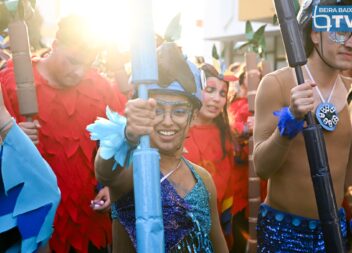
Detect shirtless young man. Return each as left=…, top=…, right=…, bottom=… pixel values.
left=254, top=0, right=352, bottom=251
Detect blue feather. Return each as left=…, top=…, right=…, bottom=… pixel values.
left=87, top=107, right=134, bottom=170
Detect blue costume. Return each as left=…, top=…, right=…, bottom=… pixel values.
left=111, top=159, right=213, bottom=252
left=257, top=204, right=347, bottom=252
left=0, top=122, right=60, bottom=253
left=87, top=108, right=214, bottom=253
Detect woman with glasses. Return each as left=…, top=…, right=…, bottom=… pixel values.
left=183, top=63, right=235, bottom=248
left=88, top=43, right=228, bottom=253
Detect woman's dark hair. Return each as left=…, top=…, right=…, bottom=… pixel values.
left=200, top=63, right=232, bottom=158
left=239, top=71, right=246, bottom=86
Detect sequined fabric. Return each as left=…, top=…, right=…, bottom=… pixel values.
left=111, top=160, right=213, bottom=252
left=257, top=204, right=347, bottom=252
left=183, top=160, right=212, bottom=235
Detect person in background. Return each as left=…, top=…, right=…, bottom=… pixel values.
left=0, top=15, right=124, bottom=252
left=228, top=67, right=267, bottom=253
left=0, top=84, right=60, bottom=253
left=96, top=42, right=133, bottom=105
left=227, top=69, right=252, bottom=253
left=89, top=42, right=229, bottom=253
left=183, top=63, right=234, bottom=248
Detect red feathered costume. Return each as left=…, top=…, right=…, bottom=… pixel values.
left=0, top=59, right=124, bottom=252
left=228, top=97, right=267, bottom=214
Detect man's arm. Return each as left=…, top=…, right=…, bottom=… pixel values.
left=253, top=74, right=292, bottom=179
left=254, top=72, right=315, bottom=179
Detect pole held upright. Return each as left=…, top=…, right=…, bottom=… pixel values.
left=274, top=0, right=344, bottom=251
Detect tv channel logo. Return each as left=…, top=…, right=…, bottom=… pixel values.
left=312, top=5, right=352, bottom=32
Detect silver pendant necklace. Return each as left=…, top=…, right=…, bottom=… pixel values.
left=305, top=65, right=339, bottom=131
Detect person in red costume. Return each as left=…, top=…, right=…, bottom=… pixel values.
left=183, top=63, right=234, bottom=248
left=0, top=15, right=124, bottom=253
left=229, top=70, right=252, bottom=167
left=228, top=68, right=267, bottom=253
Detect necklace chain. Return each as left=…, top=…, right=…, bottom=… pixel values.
left=160, top=158, right=182, bottom=183
left=304, top=65, right=338, bottom=103
left=305, top=65, right=340, bottom=131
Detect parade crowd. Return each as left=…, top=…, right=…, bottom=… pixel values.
left=2, top=0, right=352, bottom=252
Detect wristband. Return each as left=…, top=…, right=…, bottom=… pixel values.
left=0, top=117, right=13, bottom=133
left=124, top=125, right=139, bottom=148
left=87, top=107, right=134, bottom=170
left=273, top=107, right=304, bottom=139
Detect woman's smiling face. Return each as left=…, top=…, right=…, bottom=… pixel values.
left=150, top=93, right=193, bottom=155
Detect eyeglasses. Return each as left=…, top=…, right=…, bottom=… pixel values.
left=328, top=31, right=352, bottom=44
left=155, top=99, right=192, bottom=124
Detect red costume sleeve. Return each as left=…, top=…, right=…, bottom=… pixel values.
left=228, top=98, right=251, bottom=136
left=228, top=97, right=267, bottom=215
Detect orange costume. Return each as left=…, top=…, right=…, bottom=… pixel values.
left=0, top=59, right=124, bottom=252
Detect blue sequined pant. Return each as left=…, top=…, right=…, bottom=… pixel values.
left=257, top=204, right=347, bottom=253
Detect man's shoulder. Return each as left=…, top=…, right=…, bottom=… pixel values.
left=265, top=66, right=293, bottom=80
left=260, top=66, right=295, bottom=89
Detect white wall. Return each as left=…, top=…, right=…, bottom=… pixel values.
left=202, top=0, right=284, bottom=68
left=204, top=0, right=279, bottom=39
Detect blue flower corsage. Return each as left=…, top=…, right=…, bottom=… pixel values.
left=273, top=107, right=304, bottom=139
left=86, top=107, right=135, bottom=170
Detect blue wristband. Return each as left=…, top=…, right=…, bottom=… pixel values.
left=273, top=107, right=304, bottom=139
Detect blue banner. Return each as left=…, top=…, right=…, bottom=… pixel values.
left=312, top=5, right=352, bottom=32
